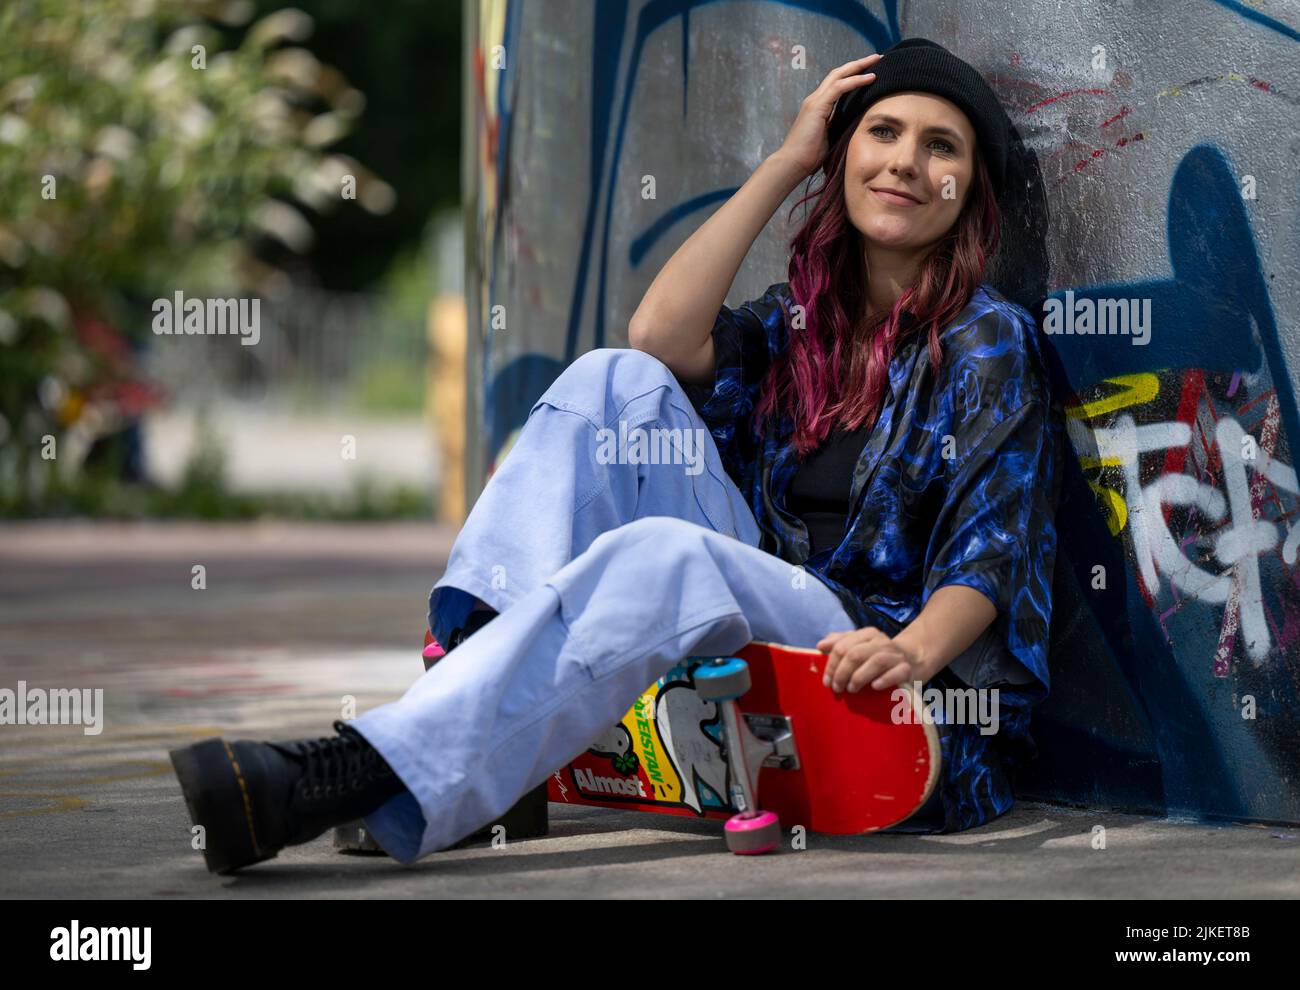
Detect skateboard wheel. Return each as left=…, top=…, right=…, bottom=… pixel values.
left=724, top=810, right=780, bottom=855
left=694, top=658, right=750, bottom=701
left=422, top=640, right=446, bottom=670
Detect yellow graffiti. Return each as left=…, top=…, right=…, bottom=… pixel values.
left=1068, top=372, right=1160, bottom=423
left=1088, top=481, right=1129, bottom=536
left=1156, top=73, right=1250, bottom=100
left=1064, top=374, right=1162, bottom=536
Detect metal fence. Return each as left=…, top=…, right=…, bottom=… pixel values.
left=144, top=285, right=427, bottom=409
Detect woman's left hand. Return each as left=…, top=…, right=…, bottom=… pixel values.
left=816, top=627, right=924, bottom=694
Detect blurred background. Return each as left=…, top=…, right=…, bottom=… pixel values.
left=0, top=1, right=479, bottom=892
left=0, top=0, right=464, bottom=522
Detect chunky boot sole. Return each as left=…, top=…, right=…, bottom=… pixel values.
left=170, top=738, right=279, bottom=874
left=333, top=781, right=551, bottom=854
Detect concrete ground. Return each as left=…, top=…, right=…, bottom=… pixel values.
left=1, top=521, right=1296, bottom=899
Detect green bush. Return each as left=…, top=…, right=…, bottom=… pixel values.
left=0, top=0, right=390, bottom=510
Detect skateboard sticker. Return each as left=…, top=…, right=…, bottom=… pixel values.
left=556, top=661, right=738, bottom=816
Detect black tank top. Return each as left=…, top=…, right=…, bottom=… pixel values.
left=785, top=421, right=875, bottom=555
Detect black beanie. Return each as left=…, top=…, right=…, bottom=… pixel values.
left=827, top=38, right=1011, bottom=197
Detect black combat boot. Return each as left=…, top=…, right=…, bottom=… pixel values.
left=170, top=720, right=407, bottom=874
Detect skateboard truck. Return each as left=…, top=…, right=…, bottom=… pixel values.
left=744, top=714, right=800, bottom=770
left=692, top=656, right=793, bottom=855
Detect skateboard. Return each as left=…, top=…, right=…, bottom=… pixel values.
left=548, top=640, right=942, bottom=853
left=337, top=634, right=941, bottom=856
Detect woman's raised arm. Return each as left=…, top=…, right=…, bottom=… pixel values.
left=628, top=55, right=880, bottom=385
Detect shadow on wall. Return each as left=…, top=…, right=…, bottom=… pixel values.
left=1019, top=143, right=1300, bottom=827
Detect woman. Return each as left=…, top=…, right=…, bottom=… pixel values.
left=170, top=38, right=1065, bottom=873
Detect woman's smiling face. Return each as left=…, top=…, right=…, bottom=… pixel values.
left=842, top=91, right=978, bottom=254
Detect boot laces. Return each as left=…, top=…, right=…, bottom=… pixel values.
left=275, top=720, right=392, bottom=802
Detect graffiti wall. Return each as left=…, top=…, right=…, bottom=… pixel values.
left=465, top=0, right=1300, bottom=825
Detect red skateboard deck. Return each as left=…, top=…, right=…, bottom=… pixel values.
left=547, top=640, right=941, bottom=834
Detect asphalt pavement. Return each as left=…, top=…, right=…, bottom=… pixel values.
left=1, top=521, right=1295, bottom=898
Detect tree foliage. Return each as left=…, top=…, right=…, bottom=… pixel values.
left=0, top=0, right=388, bottom=505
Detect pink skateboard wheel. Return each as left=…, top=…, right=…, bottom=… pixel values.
left=724, top=810, right=781, bottom=855
left=422, top=641, right=446, bottom=662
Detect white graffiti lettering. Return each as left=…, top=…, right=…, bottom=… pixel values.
left=1074, top=411, right=1298, bottom=663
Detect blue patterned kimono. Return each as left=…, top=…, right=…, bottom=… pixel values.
left=679, top=281, right=1067, bottom=832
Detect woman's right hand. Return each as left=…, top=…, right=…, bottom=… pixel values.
left=776, top=53, right=882, bottom=179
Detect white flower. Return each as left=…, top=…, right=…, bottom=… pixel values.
left=265, top=47, right=321, bottom=90
left=143, top=59, right=180, bottom=95
left=23, top=287, right=71, bottom=329
left=0, top=114, right=30, bottom=145
left=302, top=111, right=347, bottom=148
left=176, top=102, right=215, bottom=142
left=0, top=75, right=40, bottom=111
left=253, top=201, right=314, bottom=253
left=0, top=309, right=17, bottom=346
left=360, top=178, right=396, bottom=216
left=247, top=9, right=314, bottom=50
left=94, top=125, right=138, bottom=162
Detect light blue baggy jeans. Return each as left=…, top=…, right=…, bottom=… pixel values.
left=351, top=347, right=880, bottom=863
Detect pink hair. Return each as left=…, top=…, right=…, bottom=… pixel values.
left=753, top=119, right=1003, bottom=457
